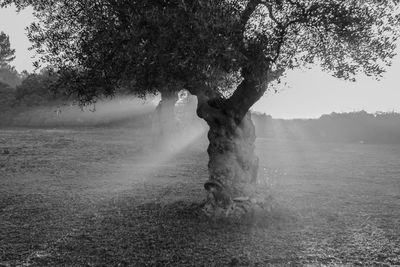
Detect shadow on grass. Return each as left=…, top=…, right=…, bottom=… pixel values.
left=159, top=199, right=299, bottom=231
left=27, top=197, right=303, bottom=266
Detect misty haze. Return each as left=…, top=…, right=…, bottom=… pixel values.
left=1, top=1, right=400, bottom=266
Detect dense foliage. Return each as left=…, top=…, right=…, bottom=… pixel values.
left=0, top=80, right=15, bottom=110
left=14, top=68, right=63, bottom=106
left=2, top=0, right=399, bottom=116
left=0, top=64, right=22, bottom=87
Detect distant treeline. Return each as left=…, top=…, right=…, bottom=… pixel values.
left=0, top=68, right=65, bottom=112
left=2, top=68, right=400, bottom=144
left=252, top=111, right=400, bottom=144
left=0, top=68, right=157, bottom=128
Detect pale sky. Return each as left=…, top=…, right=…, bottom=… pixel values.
left=0, top=6, right=399, bottom=119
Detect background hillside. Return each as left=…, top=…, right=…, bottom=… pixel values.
left=1, top=68, right=400, bottom=144
left=253, top=111, right=400, bottom=144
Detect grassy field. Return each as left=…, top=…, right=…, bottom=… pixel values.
left=1, top=127, right=400, bottom=266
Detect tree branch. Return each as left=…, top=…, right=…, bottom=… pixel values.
left=227, top=75, right=271, bottom=123
left=260, top=1, right=282, bottom=27
left=239, top=0, right=262, bottom=33
left=185, top=81, right=227, bottom=124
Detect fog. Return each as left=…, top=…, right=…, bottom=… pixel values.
left=0, top=97, right=158, bottom=128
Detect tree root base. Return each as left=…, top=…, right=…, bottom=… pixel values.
left=201, top=196, right=271, bottom=220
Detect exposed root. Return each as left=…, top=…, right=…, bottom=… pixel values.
left=201, top=195, right=271, bottom=221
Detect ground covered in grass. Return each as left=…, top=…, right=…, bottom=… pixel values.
left=1, top=128, right=400, bottom=266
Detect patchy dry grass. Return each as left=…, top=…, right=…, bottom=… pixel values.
left=1, top=128, right=400, bottom=266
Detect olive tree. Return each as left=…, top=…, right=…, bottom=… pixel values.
left=3, top=0, right=399, bottom=218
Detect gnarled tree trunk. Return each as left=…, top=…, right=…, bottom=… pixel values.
left=187, top=54, right=278, bottom=219
left=197, top=99, right=261, bottom=218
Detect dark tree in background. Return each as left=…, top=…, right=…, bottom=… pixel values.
left=0, top=32, right=16, bottom=109
left=14, top=68, right=59, bottom=106
left=0, top=31, right=15, bottom=66
left=3, top=0, right=399, bottom=218
left=0, top=64, right=21, bottom=88
left=0, top=80, right=14, bottom=111
left=0, top=31, right=21, bottom=87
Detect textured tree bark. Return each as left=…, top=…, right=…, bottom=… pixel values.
left=186, top=65, right=272, bottom=218
left=201, top=107, right=260, bottom=218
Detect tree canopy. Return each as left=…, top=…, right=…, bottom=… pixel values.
left=1, top=0, right=398, bottom=120
left=2, top=1, right=398, bottom=113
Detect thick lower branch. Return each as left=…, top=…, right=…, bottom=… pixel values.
left=227, top=78, right=265, bottom=120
